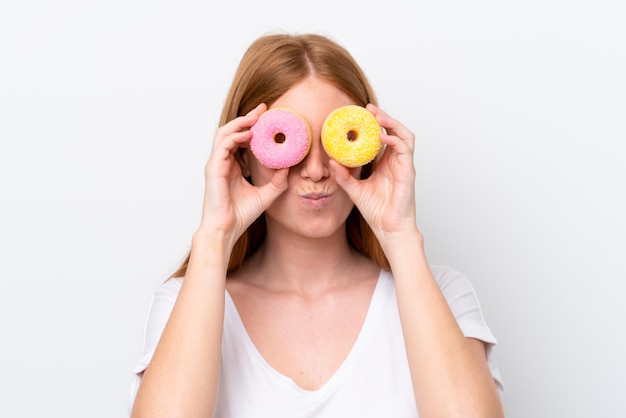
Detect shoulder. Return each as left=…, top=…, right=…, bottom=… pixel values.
left=428, top=265, right=485, bottom=313
left=135, top=277, right=184, bottom=359
left=152, top=277, right=184, bottom=300
left=429, top=265, right=497, bottom=343
left=384, top=265, right=492, bottom=335
left=429, top=264, right=471, bottom=286
left=429, top=264, right=478, bottom=298
left=381, top=264, right=475, bottom=296
left=142, top=277, right=184, bottom=345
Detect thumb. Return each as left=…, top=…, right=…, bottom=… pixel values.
left=256, top=168, right=289, bottom=210
left=329, top=160, right=361, bottom=203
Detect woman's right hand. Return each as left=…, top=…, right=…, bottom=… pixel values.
left=197, top=103, right=288, bottom=251
left=132, top=107, right=286, bottom=418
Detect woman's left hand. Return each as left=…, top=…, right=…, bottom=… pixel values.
left=330, top=104, right=419, bottom=246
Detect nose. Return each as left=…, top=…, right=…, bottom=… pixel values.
left=299, top=138, right=330, bottom=182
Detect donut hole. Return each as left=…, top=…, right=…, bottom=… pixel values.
left=347, top=130, right=358, bottom=142
left=273, top=132, right=286, bottom=144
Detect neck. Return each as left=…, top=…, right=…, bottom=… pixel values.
left=247, top=223, right=362, bottom=294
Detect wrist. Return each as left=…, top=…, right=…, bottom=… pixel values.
left=379, top=228, right=427, bottom=268
left=189, top=230, right=233, bottom=273
left=378, top=225, right=424, bottom=251
left=193, top=220, right=240, bottom=250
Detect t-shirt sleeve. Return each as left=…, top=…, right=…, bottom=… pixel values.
left=129, top=277, right=183, bottom=410
left=430, top=264, right=505, bottom=395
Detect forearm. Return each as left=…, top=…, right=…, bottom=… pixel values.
left=131, top=232, right=229, bottom=418
left=385, top=231, right=503, bottom=418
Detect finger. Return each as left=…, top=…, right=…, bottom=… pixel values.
left=379, top=131, right=412, bottom=158
left=214, top=103, right=267, bottom=147
left=211, top=130, right=253, bottom=164
left=212, top=103, right=268, bottom=155
left=366, top=104, right=415, bottom=151
left=248, top=102, right=267, bottom=118
left=236, top=102, right=266, bottom=130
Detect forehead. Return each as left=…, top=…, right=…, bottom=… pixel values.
left=270, top=77, right=355, bottom=123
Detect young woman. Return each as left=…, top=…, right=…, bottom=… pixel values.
left=130, top=33, right=504, bottom=417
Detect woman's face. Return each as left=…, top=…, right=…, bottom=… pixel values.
left=244, top=77, right=362, bottom=239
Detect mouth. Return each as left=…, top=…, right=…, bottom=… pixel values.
left=300, top=191, right=332, bottom=209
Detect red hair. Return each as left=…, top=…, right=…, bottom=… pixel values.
left=171, top=33, right=389, bottom=278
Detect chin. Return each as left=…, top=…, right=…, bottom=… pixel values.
left=267, top=213, right=347, bottom=239
left=298, top=216, right=350, bottom=239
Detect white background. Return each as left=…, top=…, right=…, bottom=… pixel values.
left=1, top=0, right=624, bottom=417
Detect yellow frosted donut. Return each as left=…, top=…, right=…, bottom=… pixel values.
left=321, top=105, right=382, bottom=167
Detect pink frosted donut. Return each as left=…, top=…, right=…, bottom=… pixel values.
left=250, top=108, right=311, bottom=169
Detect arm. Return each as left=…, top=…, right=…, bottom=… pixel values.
left=130, top=237, right=228, bottom=418
left=384, top=232, right=503, bottom=417
left=331, top=104, right=504, bottom=417
left=131, top=104, right=288, bottom=417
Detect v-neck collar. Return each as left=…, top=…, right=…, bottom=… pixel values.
left=224, top=269, right=389, bottom=399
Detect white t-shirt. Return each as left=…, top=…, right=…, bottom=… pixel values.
left=130, top=265, right=504, bottom=417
